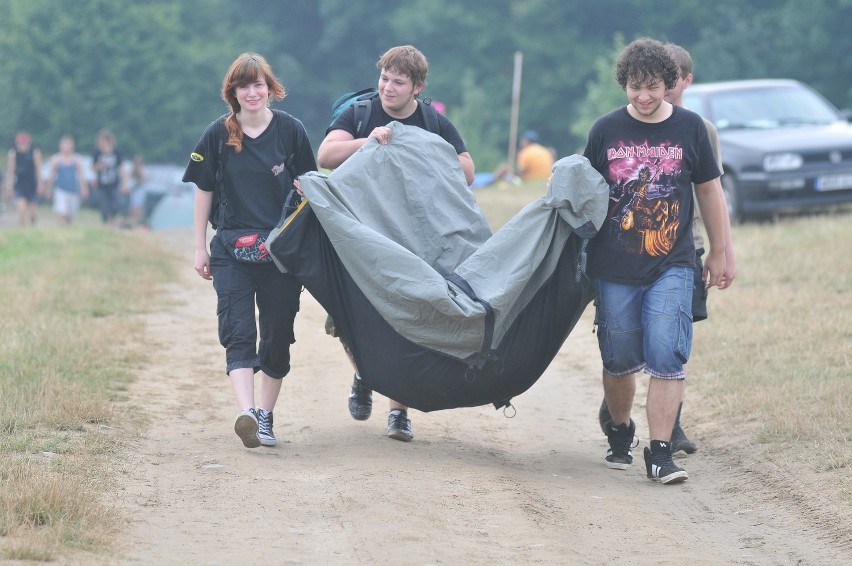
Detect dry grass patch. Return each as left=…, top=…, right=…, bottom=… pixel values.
left=690, top=213, right=851, bottom=505
left=0, top=224, right=176, bottom=560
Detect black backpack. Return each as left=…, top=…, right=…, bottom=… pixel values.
left=329, top=88, right=440, bottom=138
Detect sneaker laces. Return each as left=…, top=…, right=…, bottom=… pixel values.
left=389, top=411, right=409, bottom=431
left=257, top=409, right=273, bottom=436
left=350, top=377, right=369, bottom=398
left=654, top=452, right=677, bottom=470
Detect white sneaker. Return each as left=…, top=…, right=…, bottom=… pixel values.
left=234, top=408, right=260, bottom=448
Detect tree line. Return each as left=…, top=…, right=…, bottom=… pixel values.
left=2, top=0, right=850, bottom=171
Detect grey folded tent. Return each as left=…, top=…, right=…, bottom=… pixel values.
left=267, top=122, right=608, bottom=411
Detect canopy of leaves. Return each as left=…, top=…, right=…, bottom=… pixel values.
left=1, top=0, right=850, bottom=169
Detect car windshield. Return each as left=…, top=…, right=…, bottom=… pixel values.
left=695, top=86, right=841, bottom=130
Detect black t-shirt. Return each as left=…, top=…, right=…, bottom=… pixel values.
left=182, top=110, right=317, bottom=230
left=93, top=149, right=123, bottom=192
left=583, top=105, right=721, bottom=284
left=328, top=96, right=467, bottom=154
left=14, top=148, right=37, bottom=190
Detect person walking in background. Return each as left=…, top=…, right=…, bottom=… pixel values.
left=317, top=44, right=475, bottom=442
left=183, top=52, right=317, bottom=449
left=46, top=135, right=89, bottom=225
left=583, top=37, right=730, bottom=484
left=92, top=129, right=128, bottom=225
left=596, top=42, right=737, bottom=455
left=5, top=131, right=44, bottom=227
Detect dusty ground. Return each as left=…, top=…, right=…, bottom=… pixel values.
left=109, top=226, right=851, bottom=566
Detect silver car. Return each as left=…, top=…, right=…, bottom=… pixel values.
left=683, top=79, right=852, bottom=222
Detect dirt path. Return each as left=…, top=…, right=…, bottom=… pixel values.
left=111, top=227, right=850, bottom=565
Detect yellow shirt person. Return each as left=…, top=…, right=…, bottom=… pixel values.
left=516, top=130, right=554, bottom=181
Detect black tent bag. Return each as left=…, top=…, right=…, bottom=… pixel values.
left=270, top=203, right=594, bottom=413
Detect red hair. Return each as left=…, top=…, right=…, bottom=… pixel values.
left=220, top=53, right=286, bottom=152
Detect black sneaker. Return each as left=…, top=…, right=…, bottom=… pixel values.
left=670, top=423, right=697, bottom=454
left=603, top=398, right=699, bottom=455
left=598, top=398, right=613, bottom=434
left=234, top=408, right=260, bottom=448
left=605, top=420, right=637, bottom=469
left=256, top=408, right=276, bottom=447
left=387, top=410, right=413, bottom=442
left=644, top=442, right=689, bottom=484
left=348, top=374, right=372, bottom=421
left=671, top=402, right=697, bottom=454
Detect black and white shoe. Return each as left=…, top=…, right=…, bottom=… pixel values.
left=256, top=408, right=276, bottom=447
left=348, top=374, right=373, bottom=421
left=601, top=398, right=698, bottom=455
left=605, top=420, right=637, bottom=470
left=387, top=410, right=413, bottom=442
left=644, top=442, right=689, bottom=484
left=234, top=408, right=260, bottom=448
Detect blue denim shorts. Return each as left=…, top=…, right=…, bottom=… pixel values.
left=594, top=266, right=693, bottom=380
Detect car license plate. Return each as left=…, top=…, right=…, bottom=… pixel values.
left=815, top=174, right=852, bottom=191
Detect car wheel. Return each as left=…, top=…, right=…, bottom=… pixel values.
left=721, top=173, right=743, bottom=224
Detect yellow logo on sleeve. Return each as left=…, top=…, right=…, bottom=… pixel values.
left=190, top=152, right=204, bottom=162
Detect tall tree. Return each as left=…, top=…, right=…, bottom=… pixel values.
left=2, top=0, right=849, bottom=170
left=0, top=0, right=244, bottom=161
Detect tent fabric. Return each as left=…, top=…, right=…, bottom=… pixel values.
left=267, top=122, right=609, bottom=411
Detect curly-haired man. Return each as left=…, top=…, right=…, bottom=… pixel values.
left=583, top=37, right=731, bottom=484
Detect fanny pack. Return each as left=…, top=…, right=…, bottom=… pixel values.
left=218, top=229, right=272, bottom=263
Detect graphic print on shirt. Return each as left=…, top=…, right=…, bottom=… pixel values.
left=97, top=153, right=120, bottom=186
left=604, top=141, right=683, bottom=257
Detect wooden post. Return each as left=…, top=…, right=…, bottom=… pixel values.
left=507, top=51, right=523, bottom=177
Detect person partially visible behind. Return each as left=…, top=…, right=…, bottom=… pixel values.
left=487, top=130, right=555, bottom=186
left=46, top=135, right=89, bottom=225
left=5, top=131, right=44, bottom=227
left=583, top=37, right=730, bottom=485
left=515, top=130, right=555, bottom=181
left=184, top=52, right=317, bottom=449
left=92, top=129, right=128, bottom=225
left=128, top=154, right=147, bottom=228
left=318, top=44, right=475, bottom=442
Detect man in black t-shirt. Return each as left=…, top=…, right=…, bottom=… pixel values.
left=5, top=131, right=44, bottom=226
left=92, top=129, right=128, bottom=225
left=583, top=38, right=729, bottom=484
left=317, top=45, right=475, bottom=443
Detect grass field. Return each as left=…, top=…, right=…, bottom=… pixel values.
left=0, top=211, right=176, bottom=560
left=0, top=191, right=849, bottom=559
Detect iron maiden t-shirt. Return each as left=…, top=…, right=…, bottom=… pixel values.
left=583, top=105, right=721, bottom=285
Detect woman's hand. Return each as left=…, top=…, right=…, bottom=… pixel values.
left=195, top=249, right=212, bottom=280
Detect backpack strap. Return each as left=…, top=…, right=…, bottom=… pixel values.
left=210, top=119, right=229, bottom=230
left=352, top=92, right=377, bottom=139
left=354, top=93, right=441, bottom=138
left=418, top=97, right=440, bottom=135
left=270, top=109, right=303, bottom=221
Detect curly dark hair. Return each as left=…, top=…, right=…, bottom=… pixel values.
left=615, top=37, right=679, bottom=91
